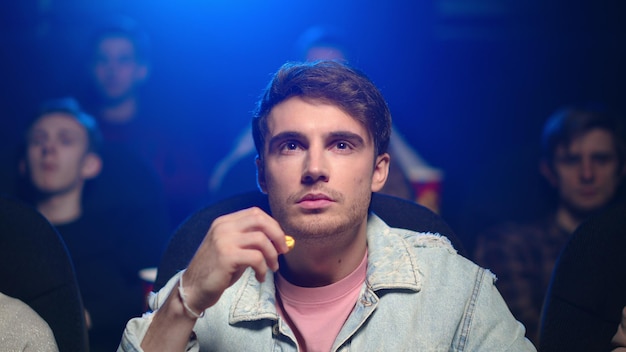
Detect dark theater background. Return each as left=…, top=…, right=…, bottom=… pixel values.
left=1, top=0, right=625, bottom=252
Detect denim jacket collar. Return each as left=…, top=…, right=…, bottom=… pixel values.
left=228, top=212, right=455, bottom=324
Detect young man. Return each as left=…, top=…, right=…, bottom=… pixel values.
left=474, top=106, right=626, bottom=344
left=83, top=17, right=210, bottom=227
left=120, top=61, right=534, bottom=351
left=88, top=17, right=150, bottom=131
left=20, top=98, right=167, bottom=352
left=208, top=25, right=443, bottom=213
left=20, top=98, right=103, bottom=224
left=539, top=107, right=625, bottom=233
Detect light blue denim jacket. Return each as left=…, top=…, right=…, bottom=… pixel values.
left=119, top=213, right=536, bottom=351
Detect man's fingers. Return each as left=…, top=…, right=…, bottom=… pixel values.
left=184, top=206, right=291, bottom=310
left=210, top=207, right=290, bottom=254
left=233, top=230, right=281, bottom=272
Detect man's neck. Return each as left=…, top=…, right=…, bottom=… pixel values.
left=100, top=96, right=138, bottom=124
left=37, top=188, right=83, bottom=225
left=555, top=206, right=586, bottom=234
left=280, top=227, right=368, bottom=287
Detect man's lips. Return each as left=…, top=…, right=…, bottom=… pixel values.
left=297, top=193, right=334, bottom=209
left=578, top=188, right=598, bottom=197
left=298, top=193, right=332, bottom=202
left=41, top=163, right=57, bottom=172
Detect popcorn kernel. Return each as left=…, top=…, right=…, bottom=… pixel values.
left=285, top=235, right=295, bottom=251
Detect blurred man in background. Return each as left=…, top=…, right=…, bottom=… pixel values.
left=18, top=98, right=169, bottom=352
left=82, top=15, right=209, bottom=227
left=474, top=105, right=626, bottom=344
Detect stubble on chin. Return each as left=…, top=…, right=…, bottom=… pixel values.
left=268, top=189, right=371, bottom=244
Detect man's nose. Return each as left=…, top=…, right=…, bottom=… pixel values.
left=580, top=158, right=595, bottom=182
left=41, top=140, right=57, bottom=156
left=301, top=148, right=329, bottom=184
left=105, top=63, right=117, bottom=74
left=101, top=61, right=118, bottom=74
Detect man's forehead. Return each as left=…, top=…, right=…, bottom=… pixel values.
left=267, top=97, right=366, bottom=130
left=265, top=119, right=372, bottom=149
left=31, top=113, right=85, bottom=133
left=556, top=129, right=617, bottom=155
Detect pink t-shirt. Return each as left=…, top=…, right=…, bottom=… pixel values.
left=275, top=252, right=368, bottom=352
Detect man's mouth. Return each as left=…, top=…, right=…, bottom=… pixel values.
left=579, top=188, right=597, bottom=197
left=297, top=193, right=334, bottom=209
left=41, top=163, right=57, bottom=172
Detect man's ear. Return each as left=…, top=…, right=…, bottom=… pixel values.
left=255, top=157, right=267, bottom=194
left=371, top=153, right=390, bottom=192
left=81, top=153, right=103, bottom=180
left=540, top=160, right=558, bottom=187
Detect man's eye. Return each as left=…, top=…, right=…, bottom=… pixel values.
left=281, top=142, right=299, bottom=151
left=593, top=154, right=615, bottom=165
left=28, top=134, right=46, bottom=146
left=60, top=137, right=76, bottom=146
left=334, top=141, right=354, bottom=151
left=58, top=132, right=79, bottom=146
left=559, top=156, right=580, bottom=166
left=118, top=55, right=135, bottom=65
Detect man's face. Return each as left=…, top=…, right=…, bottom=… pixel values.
left=257, top=96, right=389, bottom=240
left=26, top=113, right=92, bottom=195
left=549, top=128, right=624, bottom=213
left=92, top=36, right=147, bottom=101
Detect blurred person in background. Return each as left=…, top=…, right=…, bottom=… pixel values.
left=17, top=98, right=168, bottom=352
left=474, top=105, right=626, bottom=344
left=81, top=15, right=209, bottom=227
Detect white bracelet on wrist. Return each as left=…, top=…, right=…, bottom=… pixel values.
left=178, top=274, right=205, bottom=319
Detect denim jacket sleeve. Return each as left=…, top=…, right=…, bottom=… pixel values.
left=455, top=266, right=535, bottom=351
left=117, top=271, right=200, bottom=352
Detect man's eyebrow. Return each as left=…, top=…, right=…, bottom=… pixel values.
left=328, top=131, right=366, bottom=145
left=268, top=131, right=305, bottom=148
left=58, top=128, right=83, bottom=136
left=27, top=128, right=47, bottom=138
left=267, top=130, right=368, bottom=151
left=591, top=150, right=618, bottom=157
